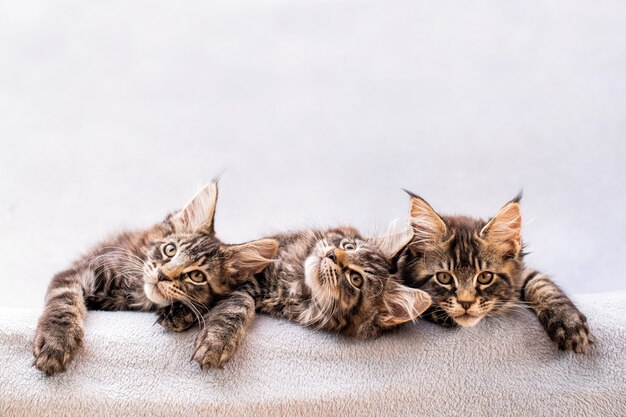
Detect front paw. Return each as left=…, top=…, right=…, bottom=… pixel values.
left=156, top=303, right=197, bottom=332
left=32, top=327, right=83, bottom=375
left=540, top=307, right=591, bottom=353
left=193, top=329, right=239, bottom=369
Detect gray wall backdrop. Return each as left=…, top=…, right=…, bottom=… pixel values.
left=1, top=0, right=625, bottom=308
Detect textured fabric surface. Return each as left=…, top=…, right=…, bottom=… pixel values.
left=0, top=292, right=624, bottom=416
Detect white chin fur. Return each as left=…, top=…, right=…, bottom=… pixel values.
left=453, top=315, right=483, bottom=328
left=143, top=283, right=170, bottom=307
left=304, top=255, right=321, bottom=291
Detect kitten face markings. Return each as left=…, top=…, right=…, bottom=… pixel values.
left=301, top=227, right=432, bottom=334
left=305, top=233, right=382, bottom=317
left=142, top=182, right=277, bottom=309
left=401, top=191, right=591, bottom=353
left=404, top=193, right=522, bottom=327
left=143, top=234, right=222, bottom=306
left=430, top=268, right=504, bottom=327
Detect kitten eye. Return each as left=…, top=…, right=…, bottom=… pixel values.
left=164, top=243, right=177, bottom=258
left=342, top=241, right=356, bottom=251
left=187, top=271, right=206, bottom=283
left=477, top=271, right=494, bottom=285
left=435, top=272, right=453, bottom=285
left=348, top=271, right=363, bottom=288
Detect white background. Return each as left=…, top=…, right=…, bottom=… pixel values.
left=1, top=0, right=625, bottom=308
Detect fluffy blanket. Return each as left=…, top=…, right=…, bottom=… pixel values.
left=1, top=292, right=624, bottom=416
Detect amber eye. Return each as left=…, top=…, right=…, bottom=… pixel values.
left=477, top=271, right=494, bottom=285
left=164, top=243, right=177, bottom=257
left=342, top=241, right=356, bottom=251
left=435, top=272, right=453, bottom=285
left=348, top=271, right=363, bottom=288
left=188, top=271, right=206, bottom=283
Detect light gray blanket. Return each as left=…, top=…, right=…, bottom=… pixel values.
left=1, top=292, right=624, bottom=417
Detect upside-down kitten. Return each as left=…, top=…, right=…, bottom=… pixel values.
left=33, top=181, right=278, bottom=375
left=399, top=191, right=591, bottom=353
left=163, top=226, right=432, bottom=368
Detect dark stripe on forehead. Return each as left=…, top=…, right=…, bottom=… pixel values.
left=448, top=228, right=480, bottom=269
left=497, top=273, right=511, bottom=285
left=186, top=236, right=221, bottom=259
left=179, top=241, right=193, bottom=252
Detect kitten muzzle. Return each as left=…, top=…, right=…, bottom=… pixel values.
left=452, top=313, right=482, bottom=327
left=157, top=271, right=171, bottom=282
left=327, top=248, right=348, bottom=267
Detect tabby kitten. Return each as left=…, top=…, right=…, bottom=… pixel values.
left=33, top=181, right=278, bottom=375
left=399, top=191, right=591, bottom=353
left=165, top=226, right=432, bottom=369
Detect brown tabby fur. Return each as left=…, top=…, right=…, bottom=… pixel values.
left=165, top=226, right=432, bottom=368
left=33, top=181, right=278, bottom=375
left=398, top=191, right=591, bottom=353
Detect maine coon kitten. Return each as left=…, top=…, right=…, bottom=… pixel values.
left=33, top=181, right=278, bottom=375
left=164, top=226, right=432, bottom=369
left=398, top=191, right=591, bottom=353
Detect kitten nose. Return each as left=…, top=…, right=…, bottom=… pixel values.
left=157, top=271, right=170, bottom=282
left=325, top=249, right=337, bottom=262
left=458, top=301, right=473, bottom=310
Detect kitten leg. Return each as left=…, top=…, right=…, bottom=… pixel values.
left=521, top=269, right=591, bottom=353
left=33, top=269, right=87, bottom=375
left=156, top=302, right=198, bottom=332
left=193, top=290, right=256, bottom=369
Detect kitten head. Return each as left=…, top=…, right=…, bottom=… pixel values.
left=404, top=191, right=524, bottom=327
left=143, top=181, right=278, bottom=307
left=304, top=226, right=431, bottom=338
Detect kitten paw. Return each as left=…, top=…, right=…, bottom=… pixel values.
left=157, top=303, right=197, bottom=332
left=541, top=308, right=592, bottom=354
left=32, top=328, right=83, bottom=375
left=193, top=329, right=238, bottom=369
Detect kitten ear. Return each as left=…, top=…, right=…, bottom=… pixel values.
left=480, top=195, right=523, bottom=257
left=371, top=222, right=414, bottom=260
left=379, top=280, right=432, bottom=327
left=405, top=190, right=448, bottom=249
left=173, top=181, right=218, bottom=234
left=224, top=239, right=280, bottom=281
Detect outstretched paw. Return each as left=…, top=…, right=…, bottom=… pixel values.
left=193, top=328, right=239, bottom=369
left=156, top=303, right=197, bottom=332
left=540, top=307, right=592, bottom=354
left=33, top=327, right=83, bottom=375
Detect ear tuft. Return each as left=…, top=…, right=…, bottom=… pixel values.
left=370, top=222, right=414, bottom=260
left=480, top=200, right=522, bottom=257
left=379, top=281, right=432, bottom=327
left=173, top=181, right=218, bottom=234
left=510, top=190, right=523, bottom=204
left=406, top=192, right=448, bottom=250
left=225, top=239, right=280, bottom=282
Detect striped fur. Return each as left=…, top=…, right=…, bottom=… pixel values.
left=521, top=269, right=591, bottom=353
left=33, top=181, right=279, bottom=375
left=166, top=226, right=432, bottom=369
left=400, top=192, right=591, bottom=353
